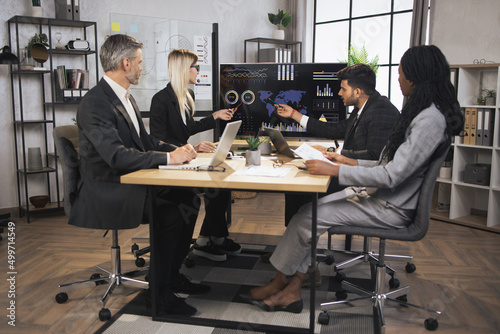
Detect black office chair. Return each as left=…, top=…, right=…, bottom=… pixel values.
left=53, top=125, right=149, bottom=321
left=318, top=138, right=450, bottom=332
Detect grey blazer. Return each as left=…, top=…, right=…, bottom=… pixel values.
left=69, top=79, right=177, bottom=230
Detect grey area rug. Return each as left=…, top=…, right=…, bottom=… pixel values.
left=96, top=246, right=376, bottom=334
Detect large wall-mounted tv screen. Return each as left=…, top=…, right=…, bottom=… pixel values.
left=219, top=63, right=347, bottom=136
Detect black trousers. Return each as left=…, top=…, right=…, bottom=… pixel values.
left=149, top=187, right=200, bottom=293
left=199, top=189, right=231, bottom=238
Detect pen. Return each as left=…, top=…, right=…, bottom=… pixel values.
left=334, top=140, right=339, bottom=149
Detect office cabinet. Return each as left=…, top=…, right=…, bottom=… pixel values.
left=432, top=64, right=500, bottom=232
left=7, top=15, right=98, bottom=222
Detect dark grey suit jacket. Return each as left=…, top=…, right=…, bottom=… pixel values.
left=69, top=79, right=177, bottom=230
left=150, top=83, right=216, bottom=146
left=305, top=91, right=399, bottom=160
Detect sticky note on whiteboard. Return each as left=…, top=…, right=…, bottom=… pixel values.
left=111, top=22, right=120, bottom=31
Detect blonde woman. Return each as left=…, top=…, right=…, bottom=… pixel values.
left=150, top=49, right=241, bottom=269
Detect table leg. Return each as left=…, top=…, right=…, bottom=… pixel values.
left=309, top=192, right=318, bottom=334
left=148, top=185, right=158, bottom=319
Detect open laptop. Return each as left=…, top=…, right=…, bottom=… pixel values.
left=159, top=120, right=242, bottom=170
left=261, top=127, right=298, bottom=158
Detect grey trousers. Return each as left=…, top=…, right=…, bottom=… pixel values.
left=270, top=187, right=413, bottom=276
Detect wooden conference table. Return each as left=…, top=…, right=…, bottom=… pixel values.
left=121, top=151, right=331, bottom=334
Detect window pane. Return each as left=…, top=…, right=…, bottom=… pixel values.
left=351, top=16, right=391, bottom=64
left=314, top=22, right=349, bottom=63
left=376, top=66, right=390, bottom=98
left=390, top=65, right=405, bottom=110
left=392, top=12, right=412, bottom=63
left=316, top=0, right=350, bottom=23
left=352, top=0, right=391, bottom=17
left=394, top=0, right=414, bottom=11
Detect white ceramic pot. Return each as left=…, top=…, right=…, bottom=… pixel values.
left=439, top=166, right=452, bottom=179
left=272, top=29, right=285, bottom=40
left=258, top=142, right=272, bottom=155
left=31, top=6, right=43, bottom=17
left=245, top=150, right=261, bottom=165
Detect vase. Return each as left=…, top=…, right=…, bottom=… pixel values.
left=258, top=142, right=272, bottom=155
left=28, top=147, right=43, bottom=170
left=485, top=96, right=495, bottom=106
left=439, top=166, right=452, bottom=179
left=245, top=150, right=261, bottom=165
left=272, top=29, right=285, bottom=40
left=31, top=5, right=43, bottom=17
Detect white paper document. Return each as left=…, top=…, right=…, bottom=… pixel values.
left=293, top=143, right=337, bottom=165
left=235, top=165, right=292, bottom=177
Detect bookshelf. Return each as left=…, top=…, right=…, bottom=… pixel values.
left=432, top=64, right=500, bottom=232
left=7, top=16, right=98, bottom=222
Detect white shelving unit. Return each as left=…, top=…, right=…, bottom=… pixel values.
left=432, top=64, right=500, bottom=232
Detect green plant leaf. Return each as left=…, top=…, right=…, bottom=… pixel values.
left=339, top=43, right=380, bottom=74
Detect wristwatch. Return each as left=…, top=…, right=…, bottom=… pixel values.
left=327, top=147, right=336, bottom=152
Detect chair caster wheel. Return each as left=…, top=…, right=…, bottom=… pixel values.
left=389, top=277, right=400, bottom=288
left=335, top=271, right=346, bottom=282
left=336, top=289, right=348, bottom=300
left=90, top=273, right=106, bottom=286
left=318, top=310, right=330, bottom=325
left=135, top=257, right=146, bottom=267
left=406, top=262, right=416, bottom=273
left=99, top=308, right=111, bottom=321
left=324, top=255, right=335, bottom=265
left=424, top=317, right=439, bottom=331
left=131, top=243, right=139, bottom=253
left=184, top=258, right=195, bottom=268
left=55, top=292, right=68, bottom=304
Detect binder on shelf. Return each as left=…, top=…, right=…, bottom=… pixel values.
left=476, top=108, right=484, bottom=146
left=469, top=107, right=477, bottom=145
left=259, top=48, right=279, bottom=62
left=55, top=0, right=72, bottom=20
left=463, top=108, right=471, bottom=145
left=72, top=0, right=80, bottom=20
left=483, top=108, right=495, bottom=146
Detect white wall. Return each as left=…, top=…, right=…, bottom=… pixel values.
left=429, top=0, right=500, bottom=64
left=2, top=0, right=499, bottom=210
left=0, top=0, right=291, bottom=210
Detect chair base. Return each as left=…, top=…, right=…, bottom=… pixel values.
left=56, top=231, right=149, bottom=321
left=319, top=240, right=441, bottom=333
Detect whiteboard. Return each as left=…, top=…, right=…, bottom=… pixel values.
left=109, top=13, right=214, bottom=112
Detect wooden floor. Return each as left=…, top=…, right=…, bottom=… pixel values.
left=1, top=192, right=499, bottom=334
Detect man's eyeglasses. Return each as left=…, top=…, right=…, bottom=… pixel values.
left=191, top=65, right=200, bottom=72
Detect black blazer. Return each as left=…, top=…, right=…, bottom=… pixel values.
left=69, top=79, right=177, bottom=230
left=150, top=83, right=216, bottom=146
left=305, top=91, right=399, bottom=160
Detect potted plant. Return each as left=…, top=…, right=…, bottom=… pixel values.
left=268, top=9, right=291, bottom=40
left=476, top=95, right=486, bottom=105
left=483, top=89, right=496, bottom=106
left=245, top=137, right=263, bottom=165
left=21, top=33, right=49, bottom=69
left=258, top=136, right=272, bottom=155
left=339, top=44, right=380, bottom=74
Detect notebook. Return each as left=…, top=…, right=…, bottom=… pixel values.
left=159, top=120, right=242, bottom=170
left=261, top=127, right=299, bottom=158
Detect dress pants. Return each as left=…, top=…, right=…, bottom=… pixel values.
left=199, top=189, right=231, bottom=238
left=270, top=187, right=413, bottom=276
left=148, top=187, right=200, bottom=294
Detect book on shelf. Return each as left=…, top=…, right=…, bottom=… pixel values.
left=53, top=67, right=90, bottom=102
left=462, top=107, right=495, bottom=146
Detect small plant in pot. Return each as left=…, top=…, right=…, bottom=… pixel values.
left=245, top=137, right=263, bottom=165
left=258, top=136, right=272, bottom=155
left=268, top=9, right=291, bottom=40
left=483, top=89, right=496, bottom=106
